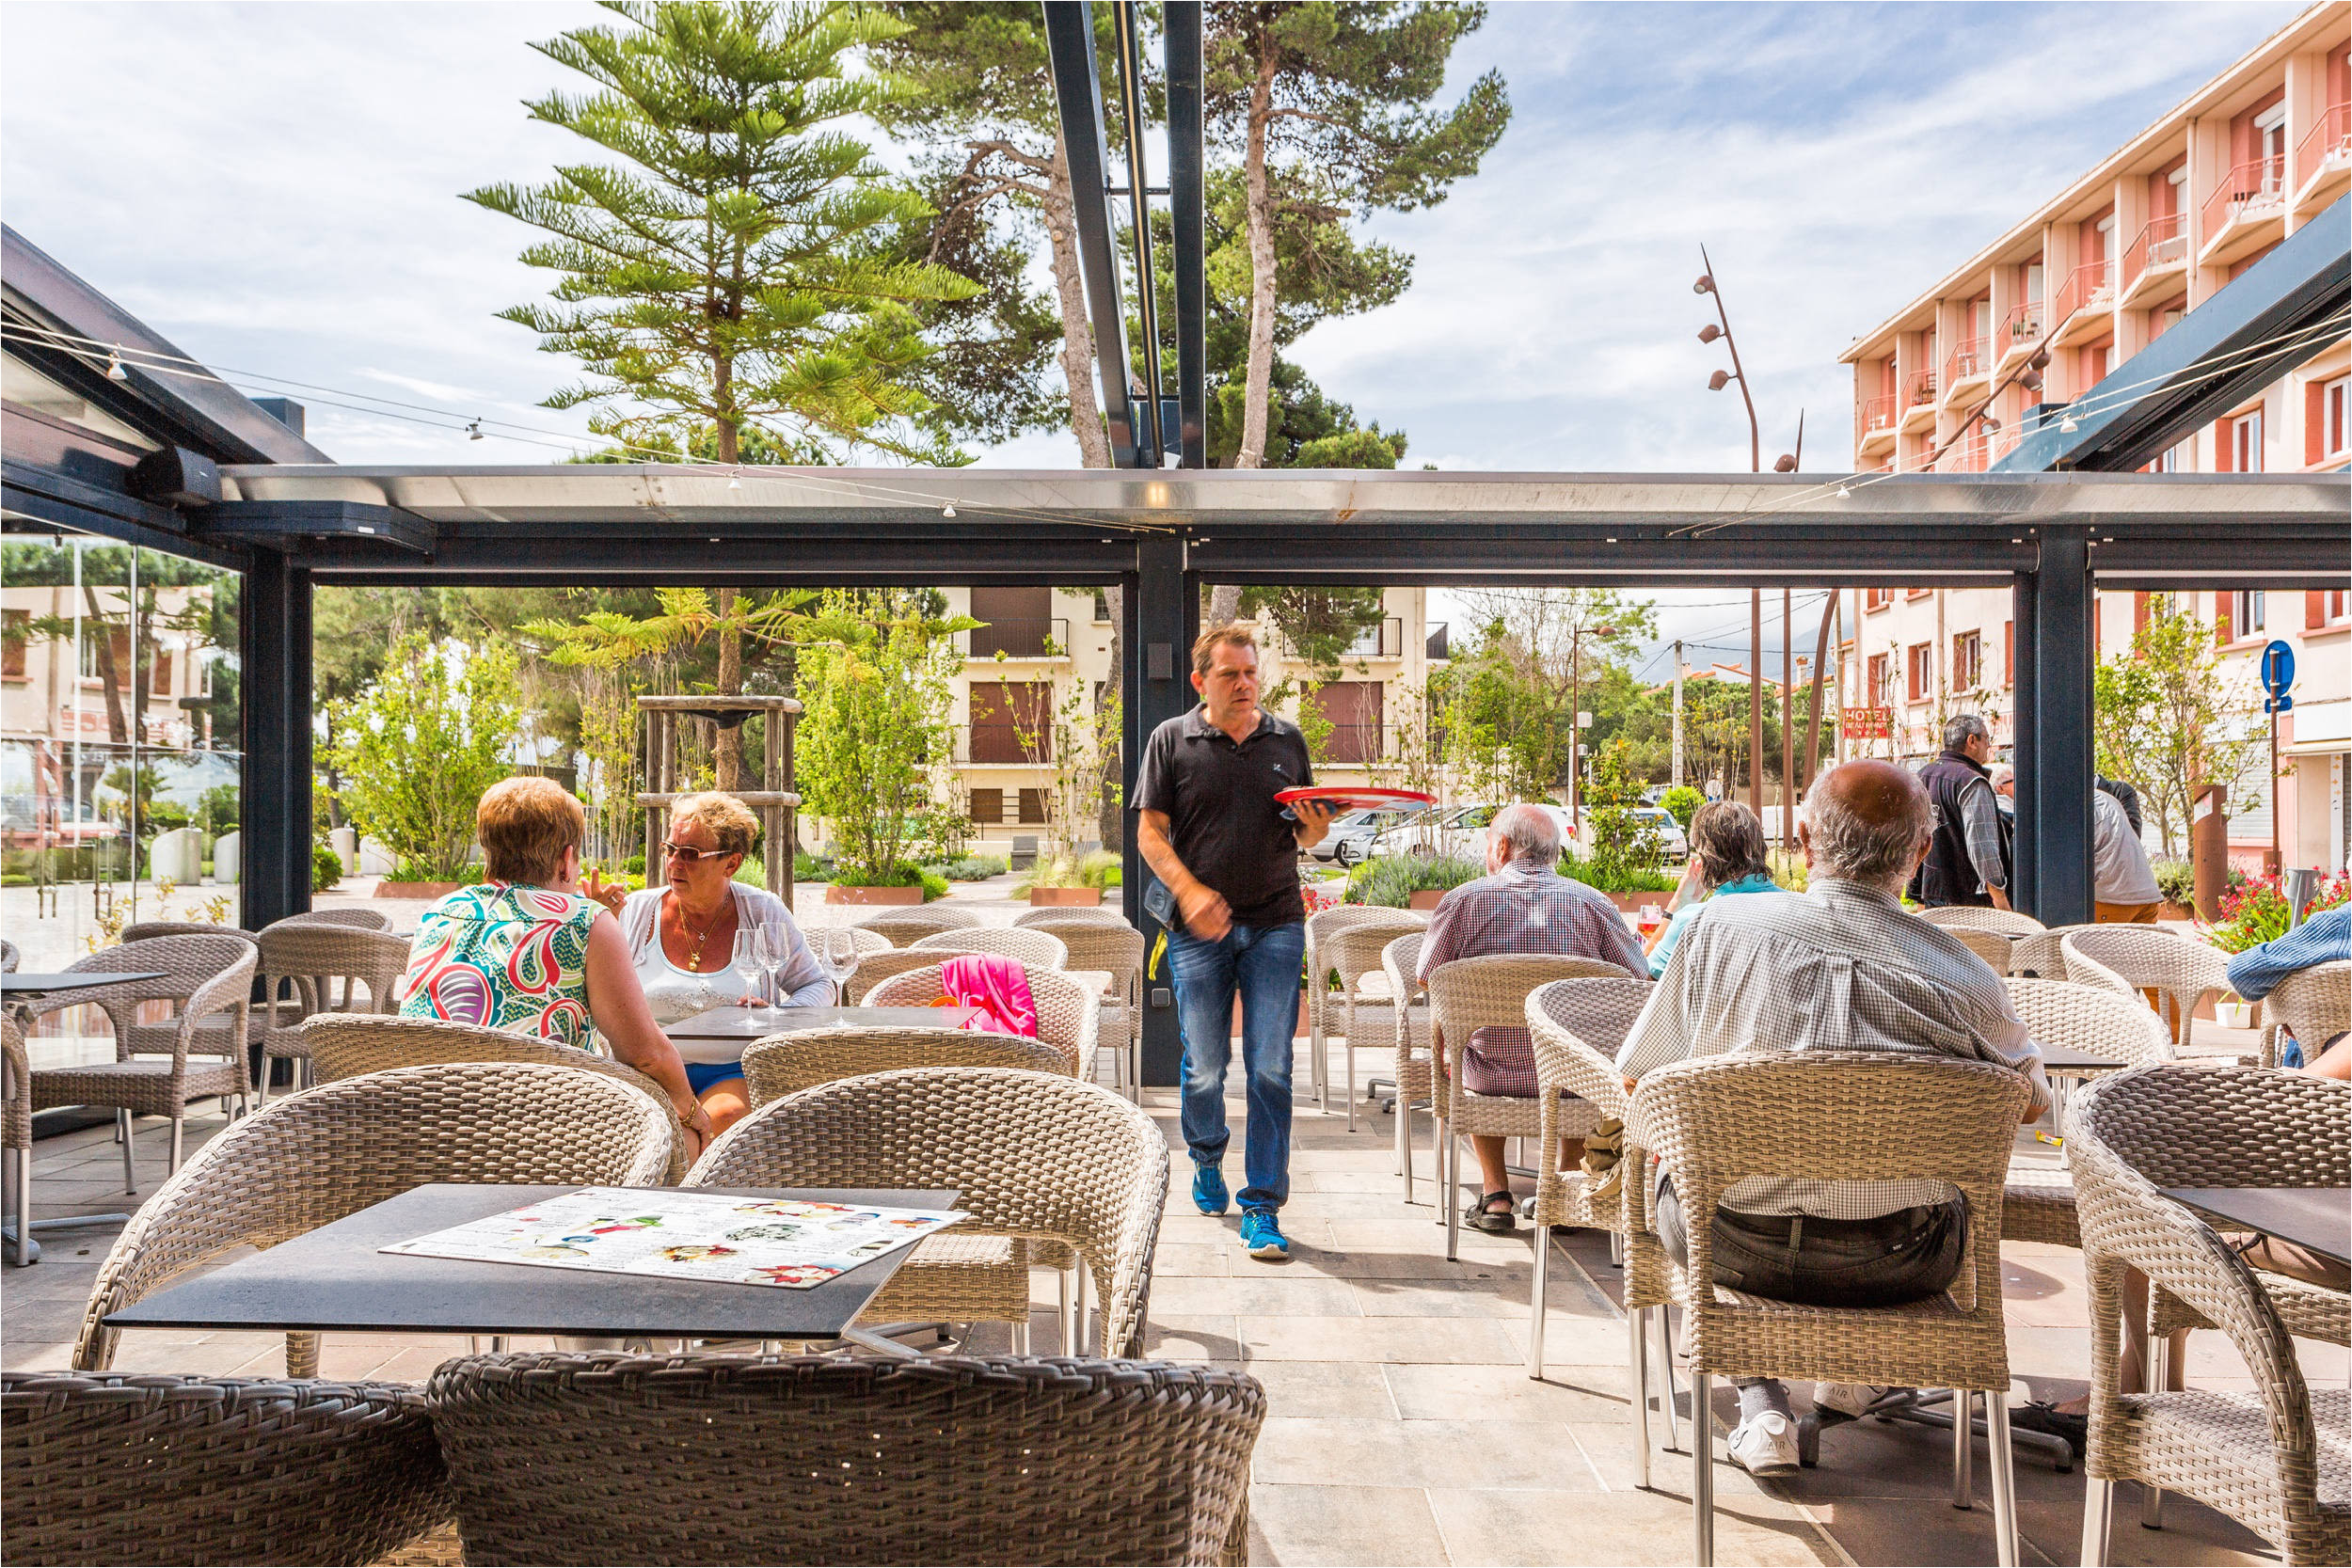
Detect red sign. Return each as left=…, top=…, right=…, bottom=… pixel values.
left=1842, top=706, right=1893, bottom=739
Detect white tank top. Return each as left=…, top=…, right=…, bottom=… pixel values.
left=628, top=895, right=755, bottom=1025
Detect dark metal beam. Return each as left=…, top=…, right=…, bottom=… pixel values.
left=240, top=553, right=313, bottom=928
left=3, top=464, right=246, bottom=568
left=1164, top=0, right=1207, bottom=468
left=2026, top=528, right=2094, bottom=926
left=1122, top=532, right=1197, bottom=1085
left=2010, top=571, right=2039, bottom=915
left=1043, top=1, right=1140, bottom=467
left=199, top=500, right=434, bottom=555
left=1111, top=0, right=1163, bottom=465
left=1995, top=194, right=2349, bottom=473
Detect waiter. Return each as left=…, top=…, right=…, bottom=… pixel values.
left=1136, top=623, right=1339, bottom=1260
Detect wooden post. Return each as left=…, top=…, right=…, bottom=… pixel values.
left=1749, top=591, right=1763, bottom=821
left=2191, top=783, right=2229, bottom=923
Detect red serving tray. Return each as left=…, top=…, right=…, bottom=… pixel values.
left=1274, top=786, right=1437, bottom=811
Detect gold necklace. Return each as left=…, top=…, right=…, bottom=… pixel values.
left=674, top=895, right=729, bottom=969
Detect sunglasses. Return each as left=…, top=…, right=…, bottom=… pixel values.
left=662, top=841, right=736, bottom=863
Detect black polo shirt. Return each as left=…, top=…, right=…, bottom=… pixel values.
left=1135, top=705, right=1312, bottom=927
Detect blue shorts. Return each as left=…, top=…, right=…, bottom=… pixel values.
left=684, top=1060, right=746, bottom=1095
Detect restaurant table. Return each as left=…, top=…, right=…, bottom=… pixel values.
left=2160, top=1186, right=2351, bottom=1268
left=1, top=971, right=167, bottom=995
left=663, top=1006, right=983, bottom=1062
left=2037, top=1042, right=2131, bottom=1130
left=103, top=1182, right=961, bottom=1354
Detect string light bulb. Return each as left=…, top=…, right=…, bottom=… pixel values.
left=941, top=503, right=957, bottom=518
left=1836, top=483, right=1853, bottom=499
left=727, top=471, right=741, bottom=491
left=105, top=348, right=128, bottom=381
left=467, top=420, right=484, bottom=441
left=2058, top=416, right=2079, bottom=433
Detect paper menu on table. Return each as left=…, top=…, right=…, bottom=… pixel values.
left=380, top=1187, right=963, bottom=1291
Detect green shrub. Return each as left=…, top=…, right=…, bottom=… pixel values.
left=1556, top=850, right=1675, bottom=894
left=793, top=849, right=835, bottom=882
left=925, top=854, right=1008, bottom=881
left=1660, top=785, right=1705, bottom=830
left=622, top=853, right=645, bottom=878
left=313, top=843, right=343, bottom=892
left=829, top=859, right=950, bottom=900
left=2153, top=860, right=2195, bottom=907
left=1077, top=849, right=1122, bottom=889
left=1343, top=853, right=1484, bottom=907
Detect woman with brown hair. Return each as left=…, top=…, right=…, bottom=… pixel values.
left=401, top=777, right=712, bottom=1158
left=1645, top=800, right=1778, bottom=977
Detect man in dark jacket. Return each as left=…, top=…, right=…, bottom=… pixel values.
left=1907, top=715, right=2010, bottom=909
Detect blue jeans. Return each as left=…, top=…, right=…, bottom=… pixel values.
left=1170, top=920, right=1305, bottom=1212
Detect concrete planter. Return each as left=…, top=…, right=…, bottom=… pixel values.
left=1234, top=990, right=1314, bottom=1039
left=2158, top=900, right=2195, bottom=922
left=1407, top=889, right=1447, bottom=910
left=1029, top=886, right=1104, bottom=907
left=374, top=881, right=465, bottom=899
left=826, top=884, right=923, bottom=906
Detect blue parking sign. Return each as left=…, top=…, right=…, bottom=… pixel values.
left=2262, top=639, right=2294, bottom=713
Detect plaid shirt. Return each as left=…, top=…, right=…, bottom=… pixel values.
left=1617, top=877, right=2050, bottom=1219
left=1420, top=854, right=1648, bottom=1096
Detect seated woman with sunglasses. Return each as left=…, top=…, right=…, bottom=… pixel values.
left=581, top=793, right=827, bottom=1139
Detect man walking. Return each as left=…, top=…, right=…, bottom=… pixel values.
left=1136, top=624, right=1339, bottom=1260
left=1908, top=714, right=2010, bottom=910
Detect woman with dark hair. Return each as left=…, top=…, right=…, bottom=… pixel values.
left=1645, top=800, right=1778, bottom=978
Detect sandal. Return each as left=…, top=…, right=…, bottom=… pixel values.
left=1465, top=1191, right=1518, bottom=1234
left=2007, top=1400, right=2088, bottom=1465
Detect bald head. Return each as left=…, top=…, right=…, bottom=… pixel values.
left=1799, top=759, right=1932, bottom=891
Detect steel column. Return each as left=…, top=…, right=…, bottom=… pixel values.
left=1042, top=0, right=1141, bottom=467
left=2027, top=529, right=2094, bottom=925
left=1164, top=0, right=1207, bottom=468
left=2010, top=571, right=2039, bottom=915
left=241, top=552, right=312, bottom=929
left=1122, top=532, right=1197, bottom=1085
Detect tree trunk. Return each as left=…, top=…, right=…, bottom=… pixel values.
left=709, top=398, right=748, bottom=794
left=83, top=584, right=127, bottom=743
left=1098, top=584, right=1123, bottom=851
left=1207, top=584, right=1243, bottom=626
left=1234, top=51, right=1280, bottom=470
left=1043, top=143, right=1115, bottom=469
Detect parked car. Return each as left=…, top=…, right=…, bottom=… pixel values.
left=1626, top=805, right=1690, bottom=862
left=1311, top=802, right=1433, bottom=865
left=1364, top=802, right=1575, bottom=863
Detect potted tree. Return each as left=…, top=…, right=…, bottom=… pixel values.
left=1012, top=678, right=1121, bottom=906
left=328, top=635, right=522, bottom=897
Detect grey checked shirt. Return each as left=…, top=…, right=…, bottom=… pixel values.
left=1617, top=877, right=2049, bottom=1219
left=1957, top=773, right=2008, bottom=893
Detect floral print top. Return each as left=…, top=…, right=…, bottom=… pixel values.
left=400, top=881, right=599, bottom=1048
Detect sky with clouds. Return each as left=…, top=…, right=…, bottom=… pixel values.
left=0, top=0, right=2309, bottom=666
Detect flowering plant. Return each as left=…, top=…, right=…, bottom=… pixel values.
left=2204, top=872, right=2351, bottom=955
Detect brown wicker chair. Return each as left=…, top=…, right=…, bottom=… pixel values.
left=1521, top=976, right=1655, bottom=1376
left=21, top=935, right=257, bottom=1190
left=1622, top=1053, right=2032, bottom=1566
left=1306, top=906, right=1426, bottom=1115
left=1381, top=931, right=1435, bottom=1199
left=841, top=945, right=951, bottom=1005
left=1947, top=927, right=2020, bottom=972
left=253, top=925, right=410, bottom=1105
left=2262, top=959, right=2349, bottom=1071
left=1, top=1370, right=450, bottom=1566
left=297, top=1014, right=693, bottom=1181
left=855, top=906, right=981, bottom=946
left=741, top=1025, right=1071, bottom=1105
left=866, top=963, right=1100, bottom=1076
left=1998, top=977, right=2175, bottom=1250
left=73, top=1062, right=677, bottom=1375
left=2068, top=1065, right=2350, bottom=1566
left=1920, top=906, right=2047, bottom=939
left=1431, top=953, right=1639, bottom=1261
left=2010, top=922, right=2103, bottom=979
left=425, top=1351, right=1260, bottom=1567
left=277, top=908, right=393, bottom=931
left=1012, top=905, right=1132, bottom=928
left=2064, top=927, right=2237, bottom=1055
left=1016, top=920, right=1145, bottom=1098
left=1323, top=916, right=1431, bottom=1132
left=688, top=1067, right=1168, bottom=1359
left=912, top=926, right=1071, bottom=969
left=117, top=920, right=258, bottom=946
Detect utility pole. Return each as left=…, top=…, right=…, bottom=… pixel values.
left=1749, top=592, right=1763, bottom=821
left=1671, top=640, right=1685, bottom=788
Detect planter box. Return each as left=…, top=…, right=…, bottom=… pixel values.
left=374, top=880, right=465, bottom=899
left=826, top=884, right=923, bottom=906
left=1407, top=889, right=1448, bottom=910
left=1029, top=886, right=1104, bottom=907
left=2158, top=900, right=2195, bottom=923
left=1233, top=990, right=1313, bottom=1039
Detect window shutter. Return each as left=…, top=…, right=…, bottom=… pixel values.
left=2309, top=382, right=2328, bottom=467
left=2003, top=621, right=2013, bottom=685
left=1017, top=788, right=1048, bottom=825
left=2215, top=592, right=2233, bottom=645
left=2213, top=418, right=2234, bottom=472
left=2310, top=591, right=2328, bottom=631
left=968, top=788, right=1004, bottom=826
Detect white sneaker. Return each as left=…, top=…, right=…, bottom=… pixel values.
left=1813, top=1382, right=1879, bottom=1420
left=1727, top=1410, right=1801, bottom=1477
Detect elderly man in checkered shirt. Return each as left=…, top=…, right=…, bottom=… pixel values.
left=1615, top=758, right=2050, bottom=1478
left=1418, top=802, right=1648, bottom=1235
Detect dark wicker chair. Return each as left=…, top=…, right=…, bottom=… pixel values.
left=427, top=1351, right=1262, bottom=1567
left=1, top=1370, right=449, bottom=1565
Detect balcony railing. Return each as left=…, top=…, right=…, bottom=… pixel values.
left=1941, top=338, right=1987, bottom=394
left=1905, top=369, right=1938, bottom=408
left=962, top=617, right=1071, bottom=660
left=2051, top=259, right=2113, bottom=328
left=1948, top=432, right=1990, bottom=473
left=1277, top=617, right=1406, bottom=662
left=1856, top=395, right=1897, bottom=445
left=2121, top=212, right=2187, bottom=291
left=1998, top=300, right=2044, bottom=356
left=2201, top=153, right=2286, bottom=243
left=2296, top=100, right=2351, bottom=191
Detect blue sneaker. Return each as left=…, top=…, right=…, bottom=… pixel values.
left=1191, top=1164, right=1230, bottom=1215
left=1239, top=1210, right=1289, bottom=1260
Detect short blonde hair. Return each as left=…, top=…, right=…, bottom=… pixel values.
left=670, top=792, right=760, bottom=859
left=477, top=776, right=585, bottom=884
left=1192, top=622, right=1259, bottom=677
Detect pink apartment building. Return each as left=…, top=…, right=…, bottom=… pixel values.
left=1835, top=3, right=2349, bottom=874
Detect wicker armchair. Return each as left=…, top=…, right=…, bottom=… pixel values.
left=1622, top=1053, right=2032, bottom=1566
left=1998, top=977, right=2176, bottom=1249
left=1430, top=954, right=1636, bottom=1261
left=913, top=926, right=1072, bottom=970
left=73, top=1062, right=676, bottom=1376
left=688, top=1067, right=1168, bottom=1358
left=276, top=908, right=393, bottom=931
left=253, top=925, right=409, bottom=1104
left=843, top=924, right=898, bottom=955
left=842, top=945, right=950, bottom=1005
left=866, top=963, right=1100, bottom=1077
left=118, top=920, right=258, bottom=945
left=1948, top=927, right=2020, bottom=972
left=22, top=936, right=257, bottom=1190
left=1, top=1370, right=450, bottom=1566
left=741, top=1025, right=1071, bottom=1105
left=1307, top=906, right=1425, bottom=1112
left=4, top=1013, right=28, bottom=1267
left=2, top=937, right=19, bottom=972
left=1522, top=976, right=1654, bottom=1377
left=856, top=906, right=981, bottom=946
left=1381, top=932, right=1436, bottom=1199
left=2262, top=959, right=2350, bottom=1071
left=2064, top=927, right=2236, bottom=1055
left=1023, top=921, right=1146, bottom=1098
left=426, top=1351, right=1260, bottom=1567
left=1013, top=905, right=1132, bottom=928
left=1322, top=916, right=1429, bottom=1132
left=2068, top=1066, right=2350, bottom=1566
left=1921, top=906, right=2047, bottom=938
left=2009, top=922, right=2104, bottom=979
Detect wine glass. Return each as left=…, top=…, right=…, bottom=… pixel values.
left=731, top=928, right=767, bottom=1014
left=759, top=923, right=790, bottom=1017
left=821, top=927, right=862, bottom=1006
